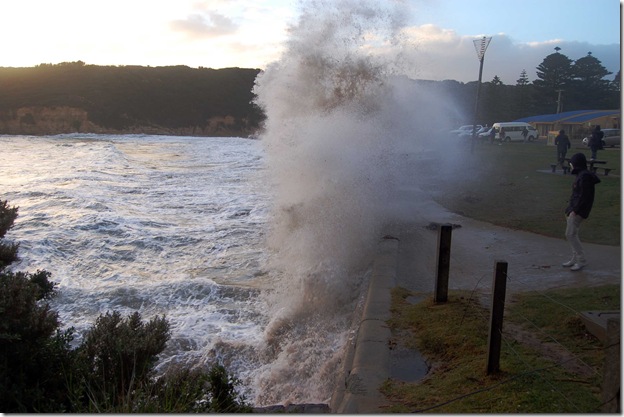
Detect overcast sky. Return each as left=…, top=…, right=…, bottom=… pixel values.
left=1, top=0, right=620, bottom=84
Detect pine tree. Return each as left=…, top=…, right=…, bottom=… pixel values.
left=533, top=48, right=574, bottom=113
left=569, top=52, right=612, bottom=108
left=514, top=69, right=532, bottom=118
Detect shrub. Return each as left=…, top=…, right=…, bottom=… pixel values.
left=72, top=311, right=170, bottom=410
left=0, top=200, right=19, bottom=270
left=0, top=270, right=73, bottom=412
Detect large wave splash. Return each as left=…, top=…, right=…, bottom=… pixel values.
left=247, top=0, right=458, bottom=405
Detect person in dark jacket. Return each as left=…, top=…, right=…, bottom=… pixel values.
left=588, top=125, right=604, bottom=160
left=563, top=153, right=601, bottom=271
left=489, top=127, right=496, bottom=144
left=554, top=129, right=571, bottom=167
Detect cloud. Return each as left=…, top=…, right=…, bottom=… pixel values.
left=170, top=10, right=238, bottom=38
left=369, top=25, right=620, bottom=84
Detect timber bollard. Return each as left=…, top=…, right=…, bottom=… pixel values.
left=486, top=261, right=508, bottom=375
left=434, top=224, right=452, bottom=303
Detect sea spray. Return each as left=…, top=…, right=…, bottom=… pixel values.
left=248, top=0, right=459, bottom=405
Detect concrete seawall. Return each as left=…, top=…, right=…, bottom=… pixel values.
left=330, top=237, right=399, bottom=413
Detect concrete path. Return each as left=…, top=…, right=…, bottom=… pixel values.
left=331, top=200, right=621, bottom=413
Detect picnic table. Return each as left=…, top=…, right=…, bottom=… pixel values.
left=561, top=158, right=614, bottom=176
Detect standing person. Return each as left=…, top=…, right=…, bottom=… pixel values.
left=521, top=126, right=529, bottom=142
left=489, top=127, right=496, bottom=144
left=563, top=153, right=601, bottom=271
left=588, top=125, right=604, bottom=160
left=498, top=127, right=506, bottom=142
left=554, top=129, right=571, bottom=167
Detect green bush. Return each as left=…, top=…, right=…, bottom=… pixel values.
left=73, top=311, right=170, bottom=410
left=0, top=200, right=19, bottom=270
left=0, top=269, right=73, bottom=412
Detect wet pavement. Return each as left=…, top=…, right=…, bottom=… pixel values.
left=331, top=202, right=621, bottom=413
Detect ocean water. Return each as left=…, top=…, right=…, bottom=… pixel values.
left=0, top=133, right=374, bottom=405
left=1, top=133, right=378, bottom=405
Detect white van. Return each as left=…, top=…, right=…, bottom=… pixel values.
left=492, top=122, right=539, bottom=142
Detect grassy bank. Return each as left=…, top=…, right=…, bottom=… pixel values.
left=424, top=140, right=620, bottom=246
left=383, top=285, right=620, bottom=413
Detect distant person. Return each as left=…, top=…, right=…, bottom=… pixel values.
left=554, top=129, right=571, bottom=167
left=563, top=153, right=601, bottom=271
left=588, top=125, right=604, bottom=160
left=498, top=127, right=505, bottom=142
left=489, top=127, right=496, bottom=144
left=521, top=126, right=529, bottom=142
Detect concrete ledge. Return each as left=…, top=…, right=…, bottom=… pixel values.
left=580, top=311, right=620, bottom=344
left=332, top=237, right=399, bottom=413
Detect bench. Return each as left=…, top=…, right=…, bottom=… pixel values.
left=550, top=164, right=569, bottom=174
left=564, top=158, right=609, bottom=175
left=591, top=166, right=615, bottom=176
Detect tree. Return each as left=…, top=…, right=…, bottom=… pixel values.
left=533, top=49, right=574, bottom=113
left=514, top=69, right=532, bottom=119
left=482, top=76, right=511, bottom=123
left=569, top=52, right=613, bottom=108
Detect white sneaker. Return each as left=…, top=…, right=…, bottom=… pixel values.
left=562, top=260, right=575, bottom=267
left=570, top=263, right=586, bottom=271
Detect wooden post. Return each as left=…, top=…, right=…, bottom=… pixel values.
left=601, top=317, right=621, bottom=413
left=486, top=261, right=508, bottom=375
left=434, top=224, right=452, bottom=303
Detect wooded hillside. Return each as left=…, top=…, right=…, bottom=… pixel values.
left=0, top=62, right=264, bottom=137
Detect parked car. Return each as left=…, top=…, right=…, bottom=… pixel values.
left=582, top=128, right=620, bottom=148
left=449, top=125, right=483, bottom=137
left=478, top=127, right=494, bottom=140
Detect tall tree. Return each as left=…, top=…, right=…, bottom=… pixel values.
left=533, top=48, right=574, bottom=113
left=514, top=69, right=532, bottom=119
left=569, top=52, right=613, bottom=108
left=482, top=76, right=509, bottom=123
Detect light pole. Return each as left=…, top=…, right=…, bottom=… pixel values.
left=471, top=36, right=492, bottom=153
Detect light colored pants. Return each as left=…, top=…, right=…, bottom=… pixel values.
left=565, top=213, right=586, bottom=263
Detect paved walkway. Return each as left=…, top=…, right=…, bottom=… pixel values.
left=331, top=203, right=621, bottom=413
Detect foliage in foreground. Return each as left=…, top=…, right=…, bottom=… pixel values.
left=382, top=286, right=619, bottom=413
left=0, top=199, right=251, bottom=413
left=0, top=269, right=252, bottom=413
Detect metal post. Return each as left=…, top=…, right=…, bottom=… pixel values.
left=486, top=261, right=507, bottom=375
left=434, top=224, right=452, bottom=303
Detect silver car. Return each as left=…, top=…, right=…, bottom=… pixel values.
left=583, top=128, right=620, bottom=148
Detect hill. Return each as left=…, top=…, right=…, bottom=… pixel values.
left=0, top=62, right=264, bottom=137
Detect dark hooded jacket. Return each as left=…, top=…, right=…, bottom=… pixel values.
left=588, top=126, right=604, bottom=150
left=565, top=153, right=601, bottom=218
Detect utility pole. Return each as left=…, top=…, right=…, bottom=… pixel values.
left=471, top=36, right=492, bottom=153
left=556, top=89, right=564, bottom=114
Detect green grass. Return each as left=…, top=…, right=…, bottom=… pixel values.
left=425, top=140, right=620, bottom=246
left=383, top=285, right=620, bottom=413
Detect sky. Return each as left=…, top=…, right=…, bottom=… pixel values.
left=0, top=0, right=620, bottom=84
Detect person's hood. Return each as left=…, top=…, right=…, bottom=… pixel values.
left=570, top=152, right=587, bottom=173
